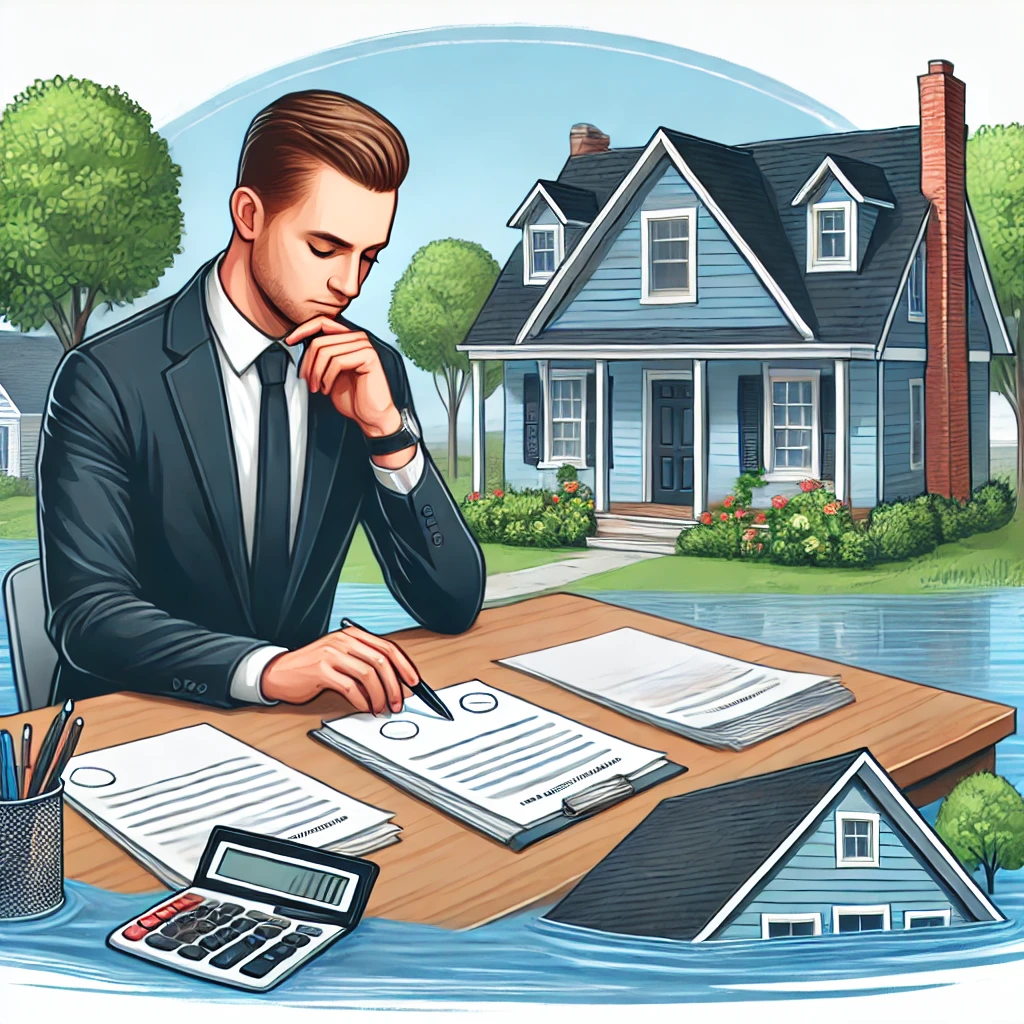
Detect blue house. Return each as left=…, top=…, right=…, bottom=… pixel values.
left=544, top=749, right=1004, bottom=942
left=460, top=61, right=1012, bottom=551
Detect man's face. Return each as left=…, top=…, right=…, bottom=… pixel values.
left=248, top=163, right=396, bottom=328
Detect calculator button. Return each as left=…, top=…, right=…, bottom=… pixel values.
left=193, top=905, right=212, bottom=919
left=194, top=920, right=216, bottom=934
left=160, top=921, right=183, bottom=939
left=172, top=897, right=196, bottom=911
left=229, top=917, right=256, bottom=935
left=155, top=906, right=178, bottom=921
left=239, top=944, right=295, bottom=980
left=122, top=925, right=148, bottom=942
left=198, top=899, right=219, bottom=909
left=210, top=934, right=265, bottom=970
left=268, top=917, right=291, bottom=928
left=199, top=933, right=230, bottom=952
left=296, top=925, right=323, bottom=937
left=219, top=903, right=244, bottom=916
left=281, top=932, right=310, bottom=947
left=138, top=914, right=161, bottom=929
left=145, top=933, right=181, bottom=952
left=245, top=910, right=271, bottom=922
left=254, top=925, right=282, bottom=940
left=176, top=911, right=199, bottom=926
left=177, top=945, right=209, bottom=961
left=209, top=911, right=236, bottom=927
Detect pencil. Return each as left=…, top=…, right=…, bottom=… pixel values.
left=42, top=717, right=84, bottom=794
left=19, top=724, right=31, bottom=800
left=0, top=730, right=17, bottom=801
left=27, top=698, right=74, bottom=798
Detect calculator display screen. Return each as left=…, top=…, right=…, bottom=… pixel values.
left=216, top=847, right=350, bottom=906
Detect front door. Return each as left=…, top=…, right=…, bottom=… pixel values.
left=651, top=380, right=694, bottom=505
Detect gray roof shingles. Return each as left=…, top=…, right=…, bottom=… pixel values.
left=543, top=750, right=863, bottom=941
left=0, top=332, right=65, bottom=414
left=536, top=180, right=599, bottom=224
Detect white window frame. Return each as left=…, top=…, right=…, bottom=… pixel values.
left=640, top=207, right=698, bottom=304
left=762, top=367, right=820, bottom=482
left=904, top=909, right=951, bottom=929
left=760, top=913, right=822, bottom=940
left=907, top=244, right=926, bottom=322
left=832, top=904, right=891, bottom=933
left=909, top=378, right=925, bottom=471
left=524, top=223, right=564, bottom=285
left=0, top=384, right=22, bottom=479
left=835, top=811, right=881, bottom=868
left=540, top=368, right=588, bottom=469
left=807, top=199, right=857, bottom=273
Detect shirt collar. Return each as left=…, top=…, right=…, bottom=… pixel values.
left=205, top=256, right=303, bottom=376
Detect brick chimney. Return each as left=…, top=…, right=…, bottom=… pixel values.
left=919, top=59, right=971, bottom=500
left=570, top=123, right=610, bottom=157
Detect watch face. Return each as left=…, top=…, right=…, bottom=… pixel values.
left=401, top=409, right=421, bottom=439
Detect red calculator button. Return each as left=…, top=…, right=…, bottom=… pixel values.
left=182, top=893, right=204, bottom=905
left=138, top=914, right=161, bottom=929
left=171, top=897, right=194, bottom=911
left=122, top=925, right=148, bottom=941
left=155, top=906, right=178, bottom=920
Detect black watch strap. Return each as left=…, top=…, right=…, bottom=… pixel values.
left=367, top=425, right=418, bottom=456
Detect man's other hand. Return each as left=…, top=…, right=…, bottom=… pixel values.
left=260, top=625, right=420, bottom=713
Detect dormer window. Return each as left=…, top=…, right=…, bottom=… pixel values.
left=640, top=207, right=697, bottom=303
left=907, top=245, right=925, bottom=321
left=525, top=224, right=563, bottom=285
left=808, top=200, right=856, bottom=272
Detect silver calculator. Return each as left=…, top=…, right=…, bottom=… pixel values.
left=108, top=825, right=379, bottom=991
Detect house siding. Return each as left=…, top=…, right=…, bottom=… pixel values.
left=527, top=200, right=559, bottom=228
left=849, top=362, right=878, bottom=508
left=857, top=205, right=879, bottom=269
left=609, top=362, right=644, bottom=501
left=707, top=359, right=763, bottom=503
left=971, top=361, right=990, bottom=490
left=968, top=270, right=992, bottom=351
left=882, top=362, right=926, bottom=502
left=550, top=160, right=788, bottom=330
left=18, top=413, right=41, bottom=479
left=716, top=779, right=969, bottom=940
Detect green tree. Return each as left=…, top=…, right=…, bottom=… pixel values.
left=935, top=771, right=1024, bottom=894
left=967, top=124, right=1024, bottom=496
left=0, top=76, right=183, bottom=351
left=388, top=238, right=501, bottom=479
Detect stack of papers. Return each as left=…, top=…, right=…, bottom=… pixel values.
left=61, top=724, right=400, bottom=888
left=312, top=680, right=677, bottom=848
left=499, top=628, right=855, bottom=751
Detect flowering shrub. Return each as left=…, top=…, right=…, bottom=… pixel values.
left=675, top=473, right=1014, bottom=569
left=460, top=467, right=597, bottom=548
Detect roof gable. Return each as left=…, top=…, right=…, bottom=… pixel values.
left=0, top=333, right=64, bottom=413
left=508, top=180, right=599, bottom=228
left=791, top=154, right=896, bottom=208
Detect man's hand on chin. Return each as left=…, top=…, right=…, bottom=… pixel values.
left=284, top=316, right=416, bottom=469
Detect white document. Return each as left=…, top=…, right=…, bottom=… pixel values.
left=61, top=724, right=400, bottom=888
left=316, top=680, right=668, bottom=843
left=499, top=628, right=854, bottom=750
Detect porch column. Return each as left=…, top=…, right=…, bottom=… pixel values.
left=693, top=359, right=707, bottom=514
left=594, top=360, right=609, bottom=512
left=834, top=358, right=848, bottom=502
left=471, top=359, right=486, bottom=496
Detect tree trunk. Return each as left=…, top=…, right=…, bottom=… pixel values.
left=983, top=861, right=996, bottom=895
left=447, top=373, right=459, bottom=481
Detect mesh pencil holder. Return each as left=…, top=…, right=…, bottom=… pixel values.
left=0, top=782, right=65, bottom=920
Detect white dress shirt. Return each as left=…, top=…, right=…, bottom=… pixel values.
left=203, top=260, right=424, bottom=703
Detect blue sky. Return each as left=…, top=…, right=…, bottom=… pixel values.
left=80, top=26, right=857, bottom=442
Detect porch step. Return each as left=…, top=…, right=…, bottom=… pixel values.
left=588, top=510, right=693, bottom=556
left=586, top=536, right=678, bottom=556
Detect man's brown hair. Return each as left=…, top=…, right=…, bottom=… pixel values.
left=237, top=90, right=409, bottom=212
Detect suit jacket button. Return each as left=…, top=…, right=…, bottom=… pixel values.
left=172, top=678, right=182, bottom=691
left=431, top=533, right=444, bottom=547
left=197, top=683, right=208, bottom=695
left=185, top=679, right=197, bottom=692
left=425, top=517, right=437, bottom=528
left=421, top=504, right=434, bottom=518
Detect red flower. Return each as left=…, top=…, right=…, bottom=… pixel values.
left=734, top=509, right=747, bottom=520
left=823, top=501, right=840, bottom=515
left=756, top=542, right=764, bottom=552
left=700, top=511, right=713, bottom=525
left=723, top=496, right=735, bottom=509
left=771, top=495, right=788, bottom=509
left=754, top=512, right=767, bottom=524
left=719, top=512, right=728, bottom=522
left=742, top=528, right=757, bottom=541
left=493, top=488, right=504, bottom=498
left=800, top=479, right=824, bottom=492
left=551, top=495, right=560, bottom=504
left=468, top=492, right=480, bottom=501
left=563, top=480, right=580, bottom=494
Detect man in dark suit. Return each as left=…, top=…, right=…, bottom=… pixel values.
left=37, top=90, right=485, bottom=713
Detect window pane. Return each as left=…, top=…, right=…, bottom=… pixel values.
left=909, top=916, right=946, bottom=929
left=791, top=921, right=815, bottom=936
left=860, top=914, right=884, bottom=931
left=648, top=217, right=690, bottom=292
left=652, top=260, right=689, bottom=291
left=818, top=208, right=847, bottom=259
left=0, top=425, right=8, bottom=474
left=767, top=921, right=791, bottom=938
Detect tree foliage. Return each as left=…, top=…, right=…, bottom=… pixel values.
left=388, top=238, right=501, bottom=477
left=935, top=771, right=1024, bottom=894
left=967, top=124, right=1024, bottom=493
left=0, top=76, right=183, bottom=350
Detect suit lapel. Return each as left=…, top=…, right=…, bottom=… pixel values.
left=279, top=391, right=348, bottom=617
left=163, top=261, right=255, bottom=634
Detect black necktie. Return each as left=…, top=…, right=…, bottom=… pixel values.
left=250, top=345, right=291, bottom=639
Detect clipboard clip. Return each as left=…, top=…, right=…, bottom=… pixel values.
left=561, top=774, right=634, bottom=818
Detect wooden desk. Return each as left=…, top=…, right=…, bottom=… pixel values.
left=3, top=594, right=1015, bottom=929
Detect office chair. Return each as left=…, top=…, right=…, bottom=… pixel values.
left=3, top=558, right=58, bottom=712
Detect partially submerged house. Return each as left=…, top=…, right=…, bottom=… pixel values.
left=461, top=60, right=1011, bottom=552
left=544, top=749, right=1004, bottom=942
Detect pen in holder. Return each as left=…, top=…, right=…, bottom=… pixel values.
left=0, top=782, right=66, bottom=920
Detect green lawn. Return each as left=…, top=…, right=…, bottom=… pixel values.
left=0, top=497, right=37, bottom=540
left=572, top=514, right=1024, bottom=595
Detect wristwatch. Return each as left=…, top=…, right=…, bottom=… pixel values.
left=366, top=408, right=420, bottom=456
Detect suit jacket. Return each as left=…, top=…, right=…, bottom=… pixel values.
left=37, top=259, right=486, bottom=707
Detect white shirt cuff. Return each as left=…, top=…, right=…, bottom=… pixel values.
left=229, top=645, right=286, bottom=704
left=370, top=443, right=425, bottom=494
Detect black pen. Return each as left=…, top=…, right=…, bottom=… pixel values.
left=339, top=617, right=454, bottom=721
left=28, top=698, right=74, bottom=798
left=43, top=717, right=85, bottom=794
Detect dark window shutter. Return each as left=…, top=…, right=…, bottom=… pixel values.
left=586, top=373, right=597, bottom=467
left=737, top=375, right=763, bottom=473
left=820, top=374, right=836, bottom=482
left=523, top=371, right=542, bottom=466
left=608, top=373, right=615, bottom=470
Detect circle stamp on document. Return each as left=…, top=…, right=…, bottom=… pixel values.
left=460, top=692, right=498, bottom=714
left=68, top=766, right=116, bottom=788
left=380, top=720, right=419, bottom=740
